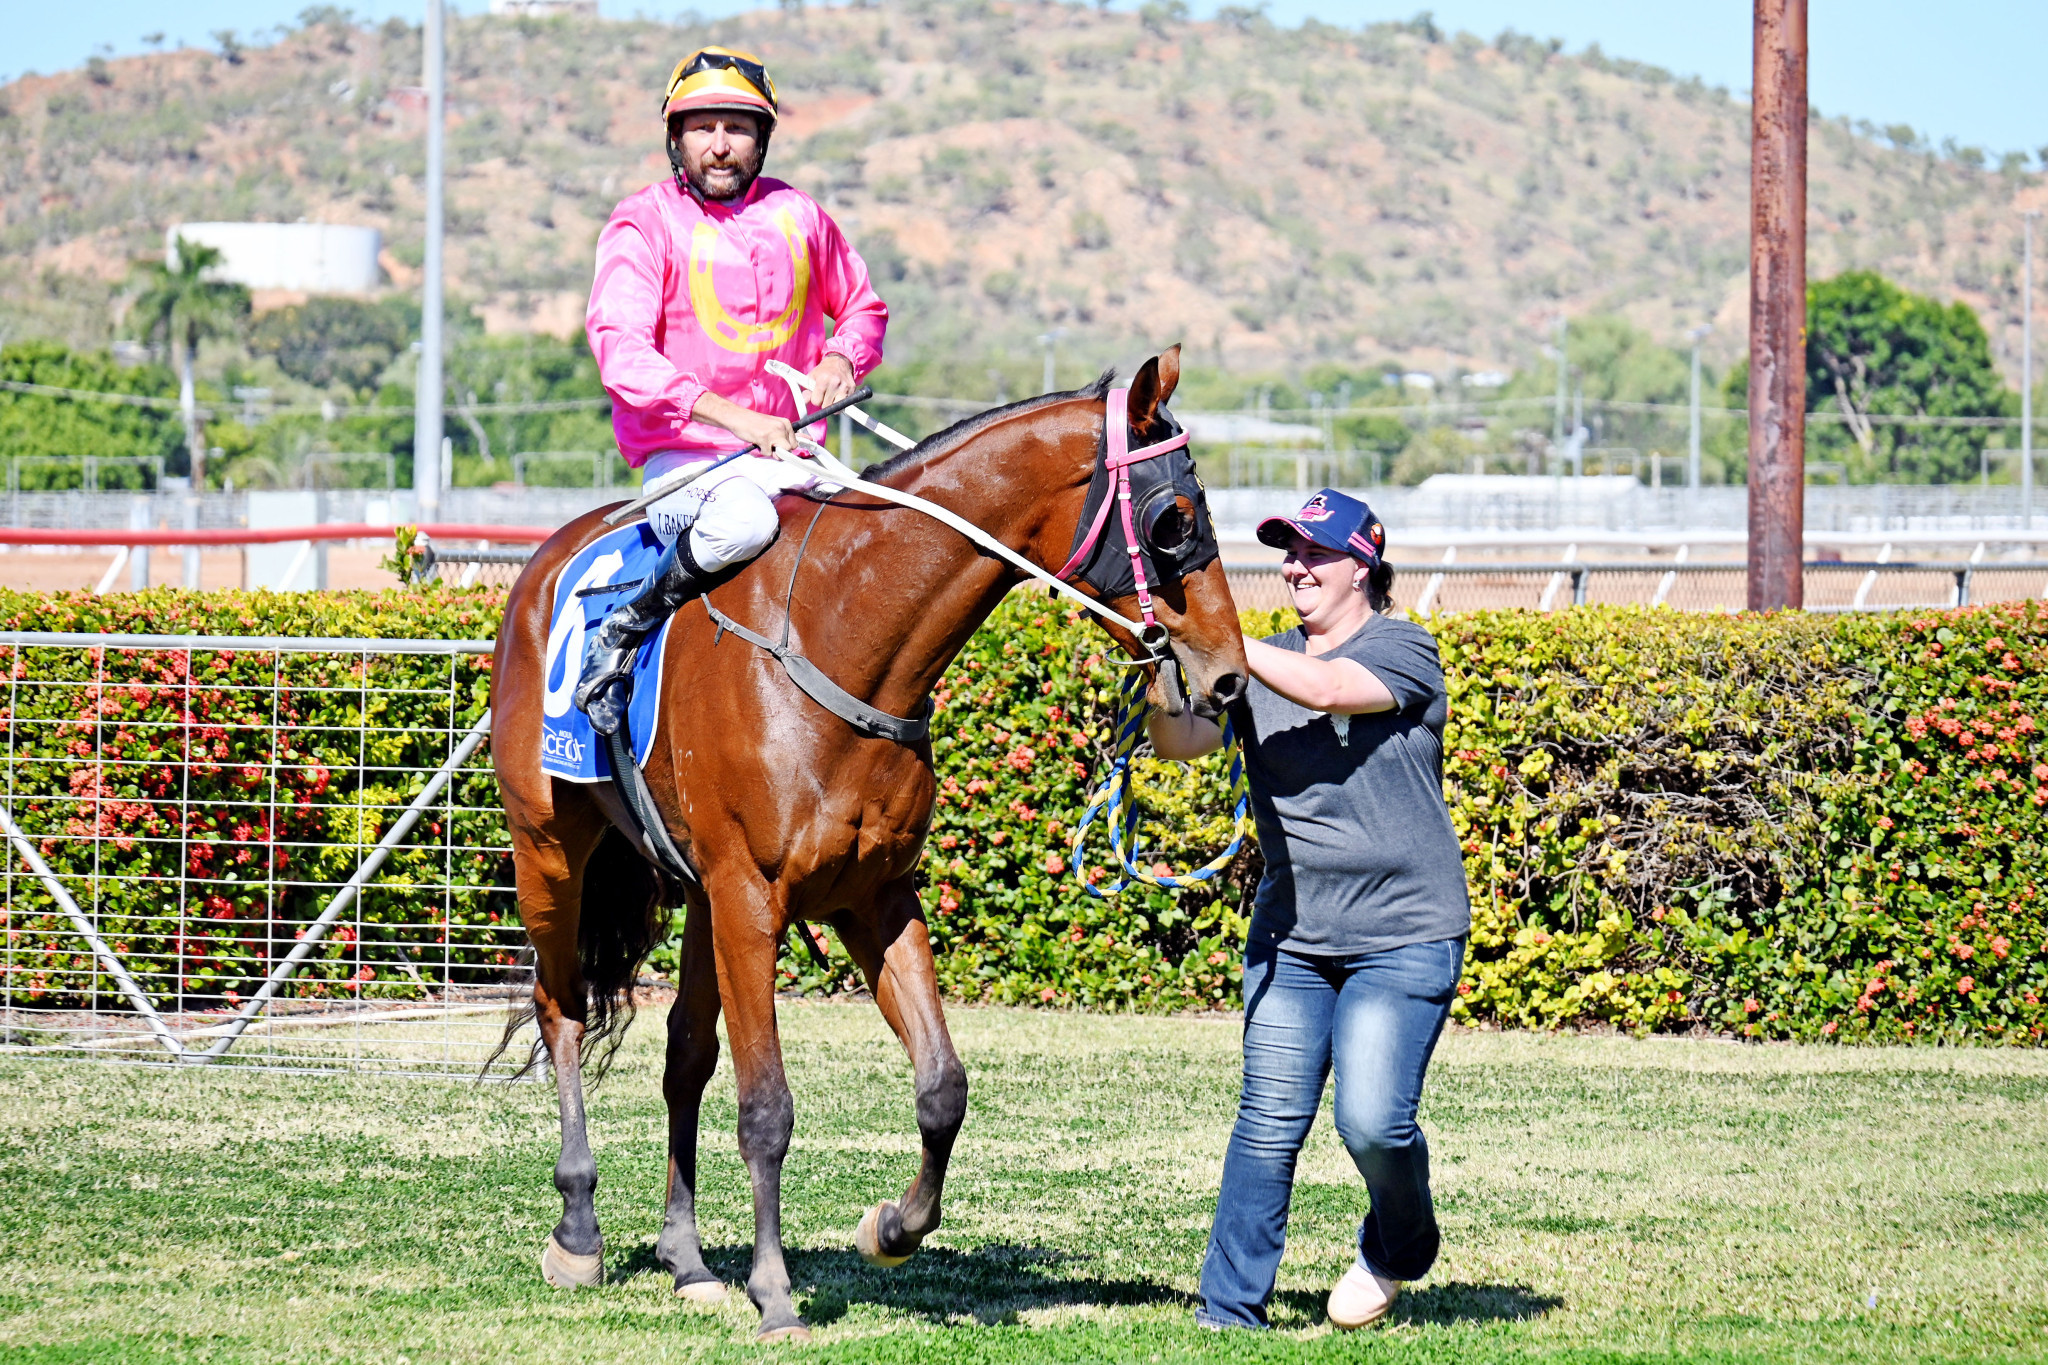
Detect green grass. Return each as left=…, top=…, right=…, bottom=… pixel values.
left=4, top=1004, right=2047, bottom=1364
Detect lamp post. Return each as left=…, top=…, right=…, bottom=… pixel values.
left=413, top=0, right=446, bottom=520
left=1687, top=324, right=1713, bottom=491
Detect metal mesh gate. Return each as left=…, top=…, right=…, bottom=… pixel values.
left=0, top=633, right=535, bottom=1077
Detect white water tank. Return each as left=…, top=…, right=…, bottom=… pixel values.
left=166, top=223, right=382, bottom=294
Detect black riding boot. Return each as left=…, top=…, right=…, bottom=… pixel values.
left=574, top=535, right=711, bottom=735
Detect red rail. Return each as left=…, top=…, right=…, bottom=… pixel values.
left=0, top=523, right=553, bottom=548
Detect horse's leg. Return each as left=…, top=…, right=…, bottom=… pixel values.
left=833, top=877, right=969, bottom=1266
left=656, top=891, right=727, bottom=1302
left=709, top=877, right=808, bottom=1341
left=512, top=810, right=610, bottom=1290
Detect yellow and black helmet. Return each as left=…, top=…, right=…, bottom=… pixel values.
left=661, top=46, right=778, bottom=127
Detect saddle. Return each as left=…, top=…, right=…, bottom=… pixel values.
left=560, top=504, right=932, bottom=891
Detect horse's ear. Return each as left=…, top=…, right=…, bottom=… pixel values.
left=1126, top=345, right=1182, bottom=434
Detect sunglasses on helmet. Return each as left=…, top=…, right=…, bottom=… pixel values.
left=664, top=49, right=778, bottom=112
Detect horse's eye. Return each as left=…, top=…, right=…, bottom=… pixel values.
left=1149, top=506, right=1191, bottom=553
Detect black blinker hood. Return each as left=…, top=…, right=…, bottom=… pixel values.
left=1061, top=405, right=1220, bottom=600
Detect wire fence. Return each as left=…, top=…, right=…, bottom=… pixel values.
left=426, top=546, right=2048, bottom=617
left=1226, top=560, right=2048, bottom=615
left=0, top=633, right=533, bottom=1078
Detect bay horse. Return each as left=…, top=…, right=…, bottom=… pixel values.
left=488, top=347, right=1247, bottom=1341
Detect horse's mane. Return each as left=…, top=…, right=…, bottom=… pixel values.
left=855, top=368, right=1117, bottom=484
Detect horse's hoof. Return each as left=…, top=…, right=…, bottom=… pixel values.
left=854, top=1202, right=912, bottom=1268
left=756, top=1323, right=812, bottom=1344
left=540, top=1233, right=604, bottom=1289
left=674, top=1276, right=727, bottom=1305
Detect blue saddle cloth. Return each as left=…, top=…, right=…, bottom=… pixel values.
left=539, top=523, right=675, bottom=784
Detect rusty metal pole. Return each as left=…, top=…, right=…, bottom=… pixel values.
left=1747, top=0, right=1807, bottom=610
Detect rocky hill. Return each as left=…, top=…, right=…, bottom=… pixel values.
left=4, top=2, right=2043, bottom=392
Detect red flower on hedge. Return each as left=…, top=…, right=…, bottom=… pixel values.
left=1957, top=976, right=1976, bottom=995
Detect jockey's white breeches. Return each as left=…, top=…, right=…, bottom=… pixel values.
left=638, top=451, right=819, bottom=572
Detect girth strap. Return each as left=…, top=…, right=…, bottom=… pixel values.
left=604, top=714, right=701, bottom=889
left=705, top=602, right=933, bottom=746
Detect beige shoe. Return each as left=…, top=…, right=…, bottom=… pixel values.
left=1326, top=1262, right=1398, bottom=1329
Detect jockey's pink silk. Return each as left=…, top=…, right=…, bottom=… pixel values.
left=586, top=176, right=888, bottom=468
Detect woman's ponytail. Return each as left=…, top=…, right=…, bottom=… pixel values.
left=1365, top=559, right=1395, bottom=615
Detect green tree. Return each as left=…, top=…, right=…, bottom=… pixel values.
left=1804, top=271, right=2006, bottom=483
left=248, top=297, right=415, bottom=394
left=442, top=335, right=614, bottom=485
left=1498, top=315, right=1692, bottom=407
left=1727, top=272, right=2008, bottom=484
left=1393, top=423, right=1481, bottom=484
left=0, top=342, right=183, bottom=481
left=126, top=238, right=251, bottom=488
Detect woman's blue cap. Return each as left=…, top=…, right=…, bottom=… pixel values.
left=1255, top=488, right=1385, bottom=566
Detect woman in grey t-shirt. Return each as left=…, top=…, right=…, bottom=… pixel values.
left=1150, top=488, right=1469, bottom=1332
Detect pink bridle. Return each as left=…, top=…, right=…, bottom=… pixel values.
left=1053, top=386, right=1192, bottom=631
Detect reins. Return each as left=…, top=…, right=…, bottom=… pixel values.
left=607, top=382, right=1255, bottom=895
left=1068, top=668, right=1253, bottom=897
left=774, top=394, right=1253, bottom=895
left=776, top=443, right=1174, bottom=661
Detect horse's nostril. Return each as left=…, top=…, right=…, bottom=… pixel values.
left=1213, top=672, right=1245, bottom=705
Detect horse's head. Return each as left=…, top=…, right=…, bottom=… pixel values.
left=1062, top=346, right=1248, bottom=720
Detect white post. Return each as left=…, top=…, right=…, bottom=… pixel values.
left=181, top=496, right=200, bottom=589
left=129, top=496, right=151, bottom=590
left=2024, top=212, right=2037, bottom=532
left=413, top=0, right=446, bottom=521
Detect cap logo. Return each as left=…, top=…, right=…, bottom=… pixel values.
left=1295, top=493, right=1334, bottom=523
left=1370, top=521, right=1383, bottom=544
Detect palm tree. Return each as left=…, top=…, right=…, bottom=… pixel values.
left=128, top=238, right=250, bottom=489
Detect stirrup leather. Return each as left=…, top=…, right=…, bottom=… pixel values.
left=574, top=536, right=709, bottom=734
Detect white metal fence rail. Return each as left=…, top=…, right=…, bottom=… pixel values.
left=0, top=633, right=534, bottom=1077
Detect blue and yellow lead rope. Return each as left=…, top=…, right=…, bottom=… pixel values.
left=1069, top=670, right=1253, bottom=897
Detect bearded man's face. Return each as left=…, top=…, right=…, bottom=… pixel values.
left=672, top=111, right=767, bottom=201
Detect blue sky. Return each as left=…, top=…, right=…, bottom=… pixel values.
left=11, top=0, right=2044, bottom=157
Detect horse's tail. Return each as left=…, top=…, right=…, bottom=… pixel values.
left=488, top=827, right=675, bottom=1082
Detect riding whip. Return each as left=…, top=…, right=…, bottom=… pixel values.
left=602, top=385, right=874, bottom=526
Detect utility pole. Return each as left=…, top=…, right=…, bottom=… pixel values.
left=2025, top=211, right=2038, bottom=532
left=1037, top=329, right=1064, bottom=395
left=1746, top=0, right=1807, bottom=611
left=1688, top=324, right=1712, bottom=491
left=413, top=0, right=446, bottom=521
left=1552, top=316, right=1568, bottom=447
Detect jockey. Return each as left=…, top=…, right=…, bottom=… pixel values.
left=575, top=46, right=888, bottom=733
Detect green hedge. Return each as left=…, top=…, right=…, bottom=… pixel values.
left=907, top=597, right=2047, bottom=1044
left=1435, top=606, right=2044, bottom=1043
left=5, top=586, right=2041, bottom=1044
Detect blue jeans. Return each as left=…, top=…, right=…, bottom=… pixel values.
left=1196, top=936, right=1465, bottom=1329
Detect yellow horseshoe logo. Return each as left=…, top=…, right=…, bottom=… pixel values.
left=688, top=210, right=810, bottom=353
